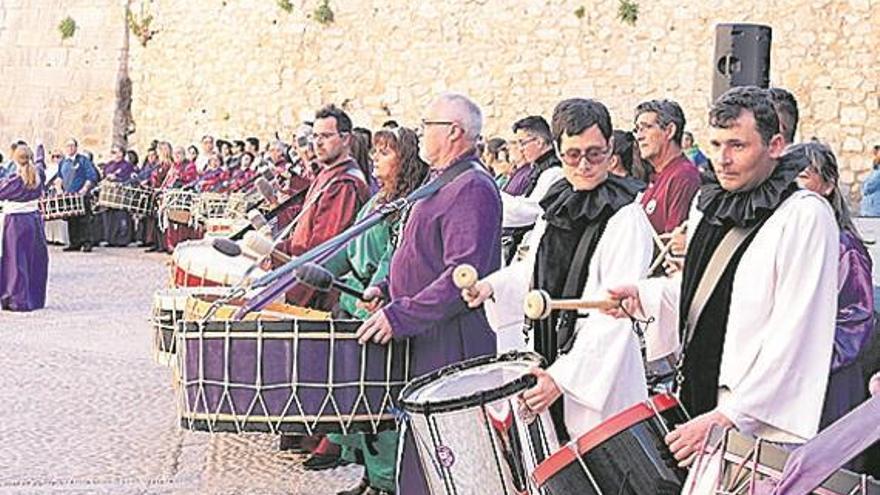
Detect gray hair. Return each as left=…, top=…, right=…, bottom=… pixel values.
left=634, top=99, right=686, bottom=146
left=436, top=92, right=483, bottom=142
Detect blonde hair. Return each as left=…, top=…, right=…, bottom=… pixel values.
left=12, top=146, right=38, bottom=190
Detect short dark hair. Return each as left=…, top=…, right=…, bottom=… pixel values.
left=315, top=104, right=353, bottom=134
left=246, top=137, right=260, bottom=150
left=765, top=87, right=799, bottom=144
left=485, top=137, right=509, bottom=162
left=551, top=98, right=613, bottom=146
left=709, top=86, right=780, bottom=145
left=634, top=99, right=686, bottom=146
left=512, top=115, right=552, bottom=144
left=233, top=140, right=245, bottom=150
left=126, top=150, right=139, bottom=166
left=381, top=120, right=399, bottom=129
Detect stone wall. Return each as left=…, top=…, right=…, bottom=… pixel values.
left=1, top=0, right=878, bottom=195
left=0, top=0, right=126, bottom=152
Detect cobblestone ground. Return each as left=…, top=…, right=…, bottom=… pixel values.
left=0, top=246, right=360, bottom=495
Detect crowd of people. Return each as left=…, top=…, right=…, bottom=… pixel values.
left=1, top=87, right=879, bottom=495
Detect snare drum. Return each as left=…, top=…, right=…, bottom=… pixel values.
left=532, top=394, right=688, bottom=495
left=399, top=351, right=559, bottom=495
left=39, top=193, right=87, bottom=220
left=96, top=182, right=154, bottom=216
left=169, top=240, right=265, bottom=287
left=175, top=316, right=410, bottom=435
left=162, top=189, right=197, bottom=226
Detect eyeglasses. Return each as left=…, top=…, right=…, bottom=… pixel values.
left=515, top=137, right=539, bottom=148
left=555, top=143, right=611, bottom=167
left=417, top=119, right=456, bottom=137
left=310, top=131, right=347, bottom=143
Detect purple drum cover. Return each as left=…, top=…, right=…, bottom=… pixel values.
left=180, top=319, right=408, bottom=433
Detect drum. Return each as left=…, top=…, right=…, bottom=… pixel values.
left=684, top=428, right=880, bottom=495
left=181, top=289, right=330, bottom=322
left=193, top=192, right=230, bottom=224
left=175, top=316, right=410, bottom=435
left=150, top=287, right=230, bottom=366
left=161, top=189, right=197, bottom=226
left=39, top=193, right=86, bottom=220
left=169, top=240, right=265, bottom=287
left=203, top=218, right=248, bottom=238
left=399, top=351, right=559, bottom=495
left=532, top=394, right=688, bottom=495
left=96, top=181, right=154, bottom=216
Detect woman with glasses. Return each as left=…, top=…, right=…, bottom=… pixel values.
left=326, top=126, right=427, bottom=495
left=462, top=98, right=654, bottom=442
left=793, top=143, right=875, bottom=451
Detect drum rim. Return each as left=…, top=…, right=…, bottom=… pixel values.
left=532, top=393, right=679, bottom=487
left=398, top=350, right=543, bottom=415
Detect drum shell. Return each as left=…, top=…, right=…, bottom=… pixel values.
left=535, top=394, right=688, bottom=495
left=176, top=318, right=409, bottom=434
left=169, top=240, right=264, bottom=287
left=400, top=352, right=557, bottom=495
left=96, top=182, right=154, bottom=216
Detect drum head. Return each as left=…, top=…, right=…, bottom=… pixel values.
left=399, top=351, right=543, bottom=414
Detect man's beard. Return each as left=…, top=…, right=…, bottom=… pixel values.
left=319, top=148, right=344, bottom=166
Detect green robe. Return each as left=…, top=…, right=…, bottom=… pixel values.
left=325, top=195, right=399, bottom=492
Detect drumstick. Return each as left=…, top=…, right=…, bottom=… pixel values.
left=523, top=289, right=617, bottom=320
left=212, top=237, right=291, bottom=265
left=452, top=263, right=480, bottom=300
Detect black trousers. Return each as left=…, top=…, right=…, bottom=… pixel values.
left=66, top=197, right=95, bottom=247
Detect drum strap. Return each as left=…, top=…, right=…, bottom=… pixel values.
left=682, top=223, right=760, bottom=350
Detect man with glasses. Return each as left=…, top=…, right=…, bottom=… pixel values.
left=462, top=98, right=653, bottom=443
left=634, top=99, right=701, bottom=235
left=279, top=104, right=369, bottom=310
left=356, top=93, right=501, bottom=494
left=501, top=116, right=563, bottom=223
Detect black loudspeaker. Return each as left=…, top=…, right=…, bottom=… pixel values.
left=712, top=23, right=772, bottom=102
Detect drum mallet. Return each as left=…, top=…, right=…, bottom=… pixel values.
left=212, top=236, right=291, bottom=265
left=294, top=262, right=379, bottom=302
left=452, top=264, right=480, bottom=299
left=522, top=289, right=618, bottom=320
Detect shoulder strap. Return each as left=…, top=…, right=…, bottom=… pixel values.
left=682, top=222, right=761, bottom=348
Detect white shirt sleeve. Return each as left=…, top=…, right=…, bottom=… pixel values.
left=547, top=204, right=653, bottom=416
left=501, top=167, right=564, bottom=228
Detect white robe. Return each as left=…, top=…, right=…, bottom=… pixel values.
left=500, top=167, right=564, bottom=228
left=484, top=202, right=654, bottom=438
left=638, top=189, right=839, bottom=442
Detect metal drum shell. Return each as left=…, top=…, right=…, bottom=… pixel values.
left=399, top=351, right=558, bottom=495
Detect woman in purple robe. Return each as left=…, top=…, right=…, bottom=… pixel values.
left=100, top=144, right=135, bottom=247
left=0, top=146, right=48, bottom=311
left=794, top=142, right=875, bottom=435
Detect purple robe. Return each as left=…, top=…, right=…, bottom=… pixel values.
left=821, top=229, right=875, bottom=430
left=502, top=163, right=533, bottom=196
left=103, top=159, right=135, bottom=183
left=0, top=173, right=48, bottom=311
left=380, top=157, right=501, bottom=494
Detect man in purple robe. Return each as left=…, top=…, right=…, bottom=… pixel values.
left=0, top=145, right=48, bottom=311
left=357, top=93, right=501, bottom=494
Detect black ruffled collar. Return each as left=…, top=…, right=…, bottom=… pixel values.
left=698, top=155, right=800, bottom=227
left=540, top=174, right=642, bottom=230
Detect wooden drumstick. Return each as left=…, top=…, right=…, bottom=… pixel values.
left=523, top=289, right=618, bottom=320
left=452, top=264, right=479, bottom=291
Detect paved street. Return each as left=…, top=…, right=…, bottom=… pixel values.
left=0, top=246, right=360, bottom=494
